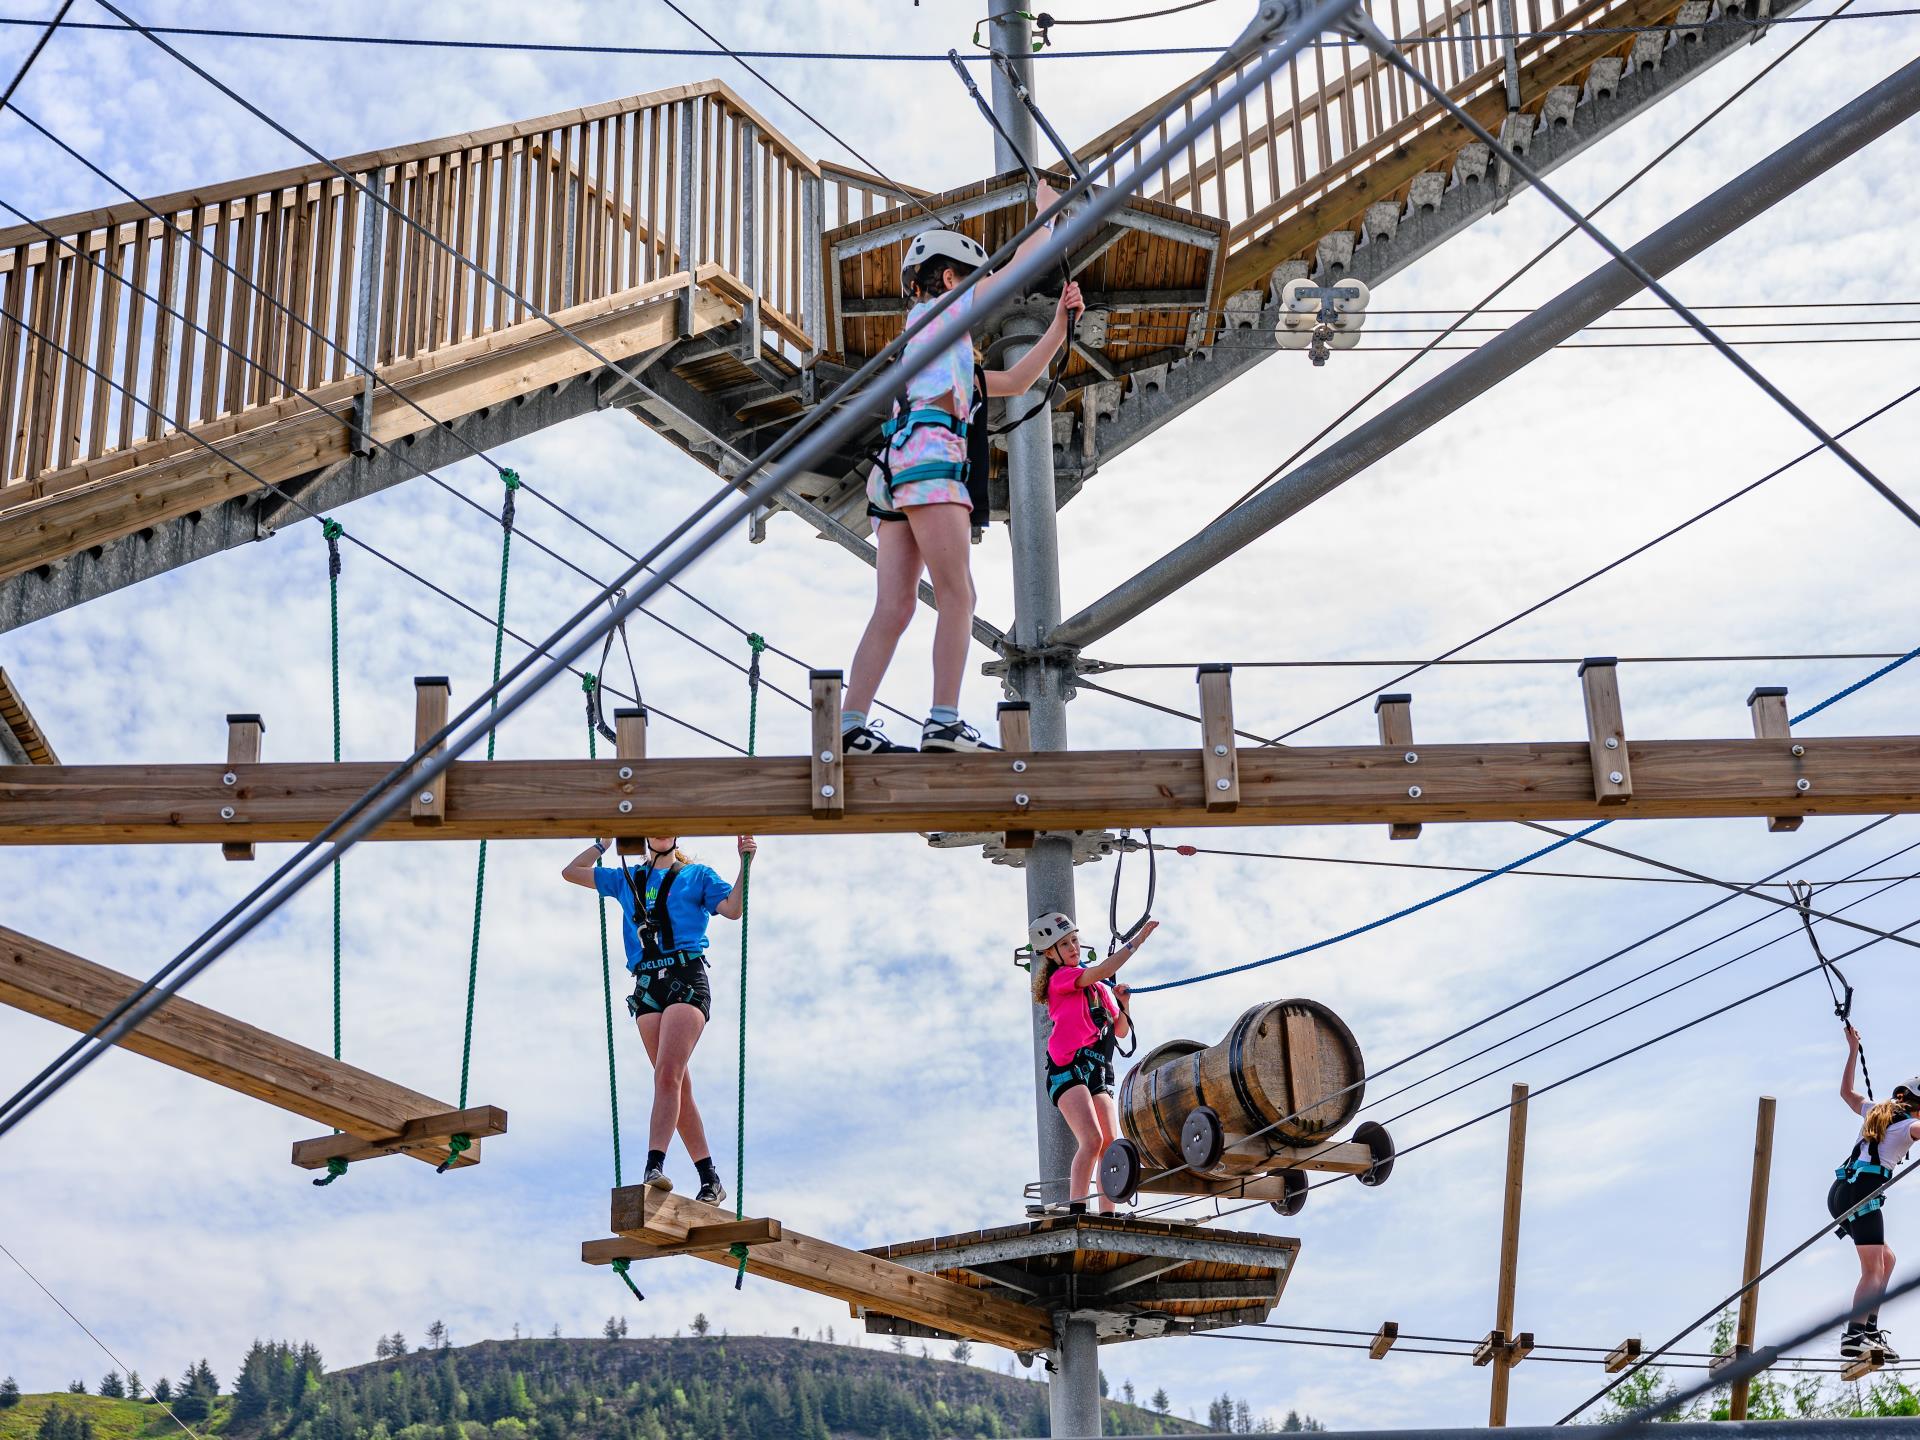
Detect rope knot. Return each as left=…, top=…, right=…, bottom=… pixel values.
left=436, top=1133, right=472, bottom=1173
left=499, top=467, right=522, bottom=491
left=611, top=1256, right=644, bottom=1302
left=582, top=671, right=599, bottom=696
left=322, top=518, right=344, bottom=578
left=730, top=1242, right=750, bottom=1289
left=312, top=1156, right=348, bottom=1187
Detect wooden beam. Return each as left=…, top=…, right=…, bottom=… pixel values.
left=10, top=731, right=1918, bottom=845
left=1374, top=692, right=1420, bottom=840
left=614, top=705, right=646, bottom=854
left=1198, top=665, right=1239, bottom=812
left=1369, top=1321, right=1398, bottom=1359
left=810, top=670, right=845, bottom=820
left=1842, top=1347, right=1887, bottom=1383
left=604, top=1187, right=1054, bottom=1352
left=411, top=677, right=450, bottom=824
left=1604, top=1338, right=1642, bottom=1374
left=290, top=1104, right=506, bottom=1169
left=0, top=667, right=59, bottom=765
left=222, top=712, right=265, bottom=862
left=1729, top=1095, right=1777, bottom=1422
left=1579, top=658, right=1631, bottom=805
left=0, top=924, right=494, bottom=1166
left=1489, top=1082, right=1529, bottom=1427
left=1748, top=687, right=1804, bottom=833
left=581, top=1217, right=782, bottom=1262
left=998, top=702, right=1034, bottom=850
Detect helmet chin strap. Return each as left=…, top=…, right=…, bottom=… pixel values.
left=647, top=839, right=677, bottom=857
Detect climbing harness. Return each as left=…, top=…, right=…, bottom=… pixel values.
left=441, top=467, right=520, bottom=1173
left=866, top=375, right=994, bottom=535
left=730, top=634, right=766, bottom=1289
left=315, top=518, right=350, bottom=1188
left=619, top=857, right=691, bottom=975
left=1795, top=878, right=1873, bottom=1100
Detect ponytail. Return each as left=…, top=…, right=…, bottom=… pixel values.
left=1865, top=1099, right=1899, bottom=1144
left=1031, top=950, right=1059, bottom=1006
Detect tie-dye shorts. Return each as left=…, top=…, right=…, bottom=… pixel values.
left=867, top=420, right=972, bottom=525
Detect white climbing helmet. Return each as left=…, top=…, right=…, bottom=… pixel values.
left=1029, top=911, right=1079, bottom=954
left=900, top=228, right=989, bottom=290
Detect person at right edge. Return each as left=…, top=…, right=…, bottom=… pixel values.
left=1030, top=910, right=1156, bottom=1214
left=1830, top=1022, right=1919, bottom=1359
left=839, top=176, right=1083, bottom=756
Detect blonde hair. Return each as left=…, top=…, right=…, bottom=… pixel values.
left=1030, top=942, right=1080, bottom=1005
left=1865, top=1099, right=1901, bottom=1145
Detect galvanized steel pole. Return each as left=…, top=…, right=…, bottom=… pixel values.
left=1049, top=53, right=1920, bottom=652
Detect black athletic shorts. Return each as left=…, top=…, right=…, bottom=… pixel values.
left=1047, top=1045, right=1114, bottom=1106
left=626, top=953, right=711, bottom=1022
left=1829, top=1169, right=1890, bottom=1247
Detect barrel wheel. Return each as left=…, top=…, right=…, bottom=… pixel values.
left=1268, top=1168, right=1309, bottom=1217
left=1354, top=1120, right=1396, bottom=1187
left=1180, top=1106, right=1225, bottom=1172
left=1100, top=1138, right=1143, bottom=1205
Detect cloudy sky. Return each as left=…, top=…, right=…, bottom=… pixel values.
left=4, top=0, right=1920, bottom=1430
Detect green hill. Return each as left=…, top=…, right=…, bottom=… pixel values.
left=5, top=1337, right=1208, bottom=1440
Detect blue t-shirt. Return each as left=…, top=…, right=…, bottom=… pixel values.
left=593, top=861, right=732, bottom=974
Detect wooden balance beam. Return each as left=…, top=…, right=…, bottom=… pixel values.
left=583, top=1187, right=1054, bottom=1354
left=0, top=924, right=504, bottom=1169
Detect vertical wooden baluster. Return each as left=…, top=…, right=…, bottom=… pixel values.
left=309, top=184, right=338, bottom=385
left=439, top=156, right=461, bottom=349
left=331, top=184, right=358, bottom=383
left=0, top=247, right=26, bottom=483
left=511, top=140, right=532, bottom=326
left=426, top=159, right=449, bottom=351
left=471, top=145, right=494, bottom=340
left=554, top=125, right=574, bottom=307
left=59, top=236, right=97, bottom=464
left=592, top=116, right=611, bottom=300
left=1210, top=79, right=1229, bottom=219
left=531, top=134, right=553, bottom=314
left=199, top=205, right=229, bottom=418
left=1261, top=74, right=1281, bottom=201
left=248, top=194, right=278, bottom=404
left=407, top=165, right=431, bottom=358
left=88, top=227, right=123, bottom=458
left=700, top=100, right=715, bottom=266
left=630, top=109, right=646, bottom=286
left=646, top=107, right=663, bottom=281
left=144, top=225, right=177, bottom=436
left=1288, top=64, right=1308, bottom=183
left=727, top=110, right=742, bottom=277
left=268, top=189, right=296, bottom=399
left=287, top=189, right=315, bottom=390
left=1312, top=46, right=1334, bottom=176
left=665, top=104, right=681, bottom=274
left=377, top=175, right=403, bottom=365
left=17, top=253, right=51, bottom=479
left=26, top=251, right=69, bottom=478
left=1238, top=75, right=1256, bottom=219
left=220, top=200, right=251, bottom=414
left=610, top=113, right=628, bottom=295
left=451, top=150, right=474, bottom=345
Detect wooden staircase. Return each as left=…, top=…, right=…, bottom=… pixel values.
left=0, top=0, right=1796, bottom=628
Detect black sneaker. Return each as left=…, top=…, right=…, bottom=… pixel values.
left=920, top=716, right=998, bottom=753
left=1842, top=1327, right=1867, bottom=1360
left=1867, top=1329, right=1901, bottom=1362
left=643, top=1164, right=673, bottom=1192
left=696, top=1178, right=727, bottom=1207
left=844, top=720, right=912, bottom=754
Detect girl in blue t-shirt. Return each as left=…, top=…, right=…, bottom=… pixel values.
left=563, top=833, right=756, bottom=1201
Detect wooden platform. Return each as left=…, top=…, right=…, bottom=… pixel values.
left=865, top=1213, right=1298, bottom=1343
left=0, top=666, right=57, bottom=765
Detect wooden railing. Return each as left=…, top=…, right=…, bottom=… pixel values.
left=821, top=161, right=933, bottom=232
left=0, top=79, right=824, bottom=502
left=1075, top=0, right=1683, bottom=289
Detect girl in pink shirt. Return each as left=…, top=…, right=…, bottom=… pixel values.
left=1028, top=911, right=1159, bottom=1213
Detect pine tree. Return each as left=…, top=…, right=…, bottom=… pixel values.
left=67, top=1382, right=85, bottom=1395
left=98, top=1373, right=125, bottom=1399
left=603, top=1317, right=622, bottom=1341
left=150, top=1379, right=172, bottom=1405
left=1208, top=1393, right=1233, bottom=1429
left=1235, top=1398, right=1254, bottom=1433
left=126, top=1374, right=142, bottom=1402
left=1098, top=1370, right=1109, bottom=1398
left=1151, top=1387, right=1170, bottom=1413
left=1122, top=1380, right=1136, bottom=1406
left=890, top=1338, right=906, bottom=1354
left=0, top=1378, right=19, bottom=1410
left=426, top=1321, right=449, bottom=1350
left=690, top=1314, right=711, bottom=1337
left=232, top=1341, right=272, bottom=1422
left=949, top=1341, right=972, bottom=1365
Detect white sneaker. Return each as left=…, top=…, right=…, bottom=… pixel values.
left=920, top=716, right=998, bottom=752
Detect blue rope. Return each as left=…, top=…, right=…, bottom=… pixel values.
left=1134, top=642, right=1920, bottom=993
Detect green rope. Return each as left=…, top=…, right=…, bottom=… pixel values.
left=611, top=1257, right=644, bottom=1302
left=313, top=1156, right=348, bottom=1187
left=730, top=633, right=766, bottom=1287
left=446, top=468, right=520, bottom=1170
left=318, top=518, right=349, bottom=1189
left=585, top=672, right=623, bottom=1188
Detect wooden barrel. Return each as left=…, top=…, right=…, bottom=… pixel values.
left=1118, top=999, right=1365, bottom=1175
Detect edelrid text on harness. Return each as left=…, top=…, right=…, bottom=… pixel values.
left=866, top=362, right=992, bottom=532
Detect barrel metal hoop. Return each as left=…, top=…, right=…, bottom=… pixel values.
left=1225, top=1009, right=1270, bottom=1144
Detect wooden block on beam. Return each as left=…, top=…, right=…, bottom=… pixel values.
left=1604, top=1337, right=1642, bottom=1373
left=1369, top=1321, right=1398, bottom=1358
left=1197, top=665, right=1239, bottom=812
left=1510, top=1331, right=1534, bottom=1364
left=1473, top=1329, right=1504, bottom=1367
left=810, top=671, right=845, bottom=820
left=411, top=677, right=451, bottom=825
left=290, top=1103, right=507, bottom=1169
left=614, top=706, right=647, bottom=854
left=1748, top=686, right=1803, bottom=832
left=1843, top=1346, right=1887, bottom=1383
left=998, top=702, right=1034, bottom=850
left=222, top=713, right=265, bottom=862
left=1579, top=658, right=1631, bottom=805
left=580, top=1217, right=782, bottom=1262
left=1374, top=693, right=1420, bottom=840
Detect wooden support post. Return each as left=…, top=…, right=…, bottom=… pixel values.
left=1729, top=1094, right=1777, bottom=1421
left=1748, top=687, right=1804, bottom=832
left=1197, top=665, right=1239, bottom=812
left=1374, top=692, right=1420, bottom=840
left=1604, top=1338, right=1642, bottom=1373
left=998, top=702, right=1034, bottom=850
left=410, top=677, right=450, bottom=825
left=810, top=671, right=846, bottom=820
left=221, top=713, right=265, bottom=862
left=1489, top=1081, right=1529, bottom=1427
left=613, top=706, right=647, bottom=855
left=1369, top=1321, right=1398, bottom=1358
left=1579, top=658, right=1631, bottom=805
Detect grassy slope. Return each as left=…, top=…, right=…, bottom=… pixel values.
left=0, top=1395, right=225, bottom=1440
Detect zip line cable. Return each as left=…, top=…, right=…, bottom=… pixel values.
left=0, top=0, right=70, bottom=109
left=0, top=1238, right=206, bottom=1440
left=2, top=110, right=930, bottom=735
left=1351, top=12, right=1920, bottom=529
left=1108, top=650, right=1914, bottom=669
left=1210, top=0, right=1856, bottom=524
left=1200, top=1327, right=1920, bottom=1373
left=0, top=0, right=1341, bottom=1144
left=10, top=6, right=1915, bottom=59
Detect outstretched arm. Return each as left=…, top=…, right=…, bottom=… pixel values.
left=984, top=281, right=1085, bottom=398
left=1841, top=1023, right=1866, bottom=1113
left=974, top=176, right=1065, bottom=309
left=714, top=836, right=757, bottom=921
left=563, top=840, right=609, bottom=889
left=1078, top=920, right=1160, bottom=987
